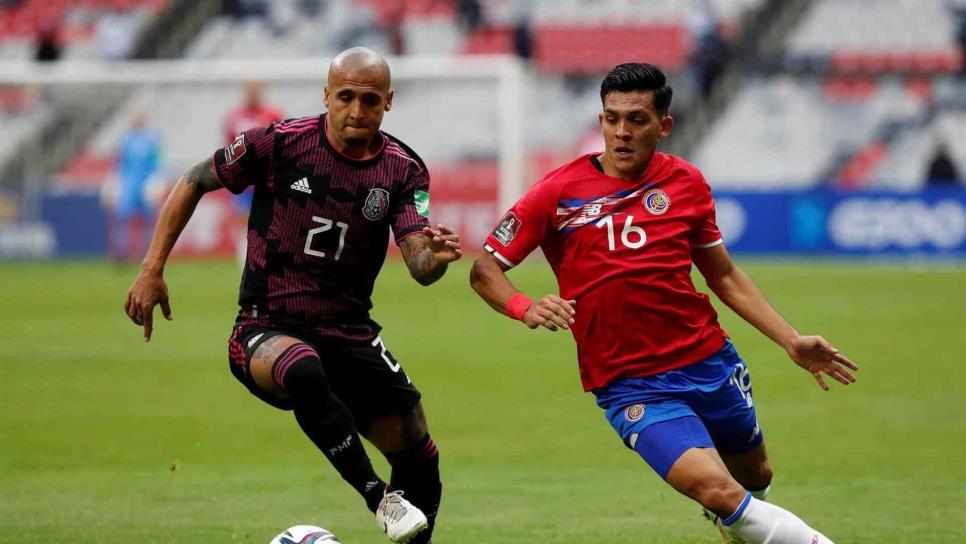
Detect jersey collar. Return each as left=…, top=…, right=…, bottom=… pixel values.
left=586, top=151, right=666, bottom=183
left=319, top=113, right=388, bottom=166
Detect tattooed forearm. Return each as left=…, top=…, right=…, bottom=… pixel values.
left=183, top=157, right=221, bottom=193
left=400, top=234, right=447, bottom=286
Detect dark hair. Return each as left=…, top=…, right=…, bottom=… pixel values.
left=600, top=63, right=673, bottom=116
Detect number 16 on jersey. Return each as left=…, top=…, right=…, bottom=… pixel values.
left=596, top=214, right=646, bottom=250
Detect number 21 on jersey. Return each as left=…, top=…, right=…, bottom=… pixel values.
left=304, top=216, right=348, bottom=260
left=595, top=214, right=646, bottom=250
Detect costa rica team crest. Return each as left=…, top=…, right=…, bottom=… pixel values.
left=643, top=189, right=670, bottom=215
left=624, top=403, right=645, bottom=422
left=363, top=188, right=390, bottom=221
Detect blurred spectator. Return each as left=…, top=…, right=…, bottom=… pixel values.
left=925, top=144, right=962, bottom=187
left=34, top=20, right=62, bottom=62
left=224, top=81, right=284, bottom=150
left=224, top=82, right=284, bottom=264
left=225, top=0, right=268, bottom=19
left=384, top=0, right=406, bottom=56
left=268, top=0, right=298, bottom=36
left=111, top=113, right=161, bottom=264
left=512, top=15, right=533, bottom=61
left=96, top=7, right=138, bottom=60
left=957, top=11, right=966, bottom=75
left=688, top=0, right=727, bottom=100
left=298, top=0, right=324, bottom=18
left=456, top=0, right=483, bottom=33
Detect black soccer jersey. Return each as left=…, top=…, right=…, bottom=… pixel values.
left=213, top=114, right=430, bottom=340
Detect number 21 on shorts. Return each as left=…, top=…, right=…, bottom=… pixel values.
left=596, top=214, right=646, bottom=250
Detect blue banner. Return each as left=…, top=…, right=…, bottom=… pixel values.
left=713, top=189, right=966, bottom=256
left=4, top=188, right=965, bottom=259
left=40, top=193, right=108, bottom=256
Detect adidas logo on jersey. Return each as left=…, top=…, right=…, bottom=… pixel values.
left=291, top=177, right=312, bottom=194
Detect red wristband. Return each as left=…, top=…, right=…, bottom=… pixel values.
left=506, top=292, right=533, bottom=321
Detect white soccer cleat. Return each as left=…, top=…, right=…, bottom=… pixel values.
left=375, top=490, right=428, bottom=543
left=703, top=507, right=745, bottom=544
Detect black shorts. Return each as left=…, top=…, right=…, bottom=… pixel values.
left=227, top=322, right=422, bottom=431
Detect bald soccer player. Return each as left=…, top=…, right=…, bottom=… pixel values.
left=125, top=48, right=458, bottom=544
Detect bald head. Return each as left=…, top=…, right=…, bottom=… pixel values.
left=323, top=48, right=395, bottom=158
left=328, top=47, right=391, bottom=90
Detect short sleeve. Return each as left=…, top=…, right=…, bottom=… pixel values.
left=391, top=161, right=431, bottom=243
left=689, top=170, right=723, bottom=249
left=483, top=179, right=556, bottom=268
left=212, top=124, right=275, bottom=195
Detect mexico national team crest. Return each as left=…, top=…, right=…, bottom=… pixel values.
left=363, top=188, right=390, bottom=221
left=624, top=404, right=645, bottom=423
left=643, top=189, right=670, bottom=215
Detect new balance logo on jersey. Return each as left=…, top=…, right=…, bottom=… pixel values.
left=291, top=177, right=312, bottom=194
left=582, top=204, right=603, bottom=217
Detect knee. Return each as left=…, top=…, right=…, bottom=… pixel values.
left=274, top=346, right=329, bottom=400
left=739, top=460, right=773, bottom=491
left=754, top=461, right=774, bottom=488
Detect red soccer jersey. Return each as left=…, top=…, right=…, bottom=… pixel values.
left=224, top=105, right=284, bottom=145
left=484, top=153, right=727, bottom=391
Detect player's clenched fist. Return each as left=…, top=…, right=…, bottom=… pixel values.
left=124, top=269, right=172, bottom=342
left=523, top=295, right=576, bottom=332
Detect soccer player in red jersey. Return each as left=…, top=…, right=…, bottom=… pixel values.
left=223, top=82, right=284, bottom=265
left=125, top=48, right=459, bottom=544
left=470, top=63, right=859, bottom=544
left=224, top=81, right=285, bottom=145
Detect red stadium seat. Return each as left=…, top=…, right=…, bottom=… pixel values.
left=831, top=48, right=962, bottom=74
left=837, top=141, right=888, bottom=188
left=59, top=151, right=115, bottom=189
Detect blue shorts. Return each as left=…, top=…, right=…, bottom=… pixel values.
left=593, top=340, right=763, bottom=479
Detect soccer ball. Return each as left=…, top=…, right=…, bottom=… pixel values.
left=268, top=525, right=341, bottom=544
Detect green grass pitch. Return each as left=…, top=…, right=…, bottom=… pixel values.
left=1, top=258, right=964, bottom=543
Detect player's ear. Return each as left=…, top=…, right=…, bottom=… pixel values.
left=659, top=115, right=674, bottom=139
left=384, top=89, right=394, bottom=112
left=598, top=112, right=605, bottom=128
left=323, top=86, right=330, bottom=109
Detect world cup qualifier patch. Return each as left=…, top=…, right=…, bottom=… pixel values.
left=492, top=211, right=521, bottom=246
left=363, top=188, right=390, bottom=221
left=643, top=189, right=670, bottom=215
left=414, top=190, right=430, bottom=218
left=624, top=403, right=645, bottom=423
left=224, top=133, right=247, bottom=165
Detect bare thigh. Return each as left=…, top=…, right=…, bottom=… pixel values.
left=249, top=335, right=305, bottom=399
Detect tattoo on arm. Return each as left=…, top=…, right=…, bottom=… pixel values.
left=400, top=234, right=446, bottom=286
left=183, top=157, right=221, bottom=193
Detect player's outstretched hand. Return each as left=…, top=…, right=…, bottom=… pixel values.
left=423, top=224, right=462, bottom=263
left=786, top=335, right=858, bottom=390
left=523, top=295, right=576, bottom=332
left=124, top=269, right=173, bottom=342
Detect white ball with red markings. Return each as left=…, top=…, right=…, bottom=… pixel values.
left=268, top=525, right=341, bottom=544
